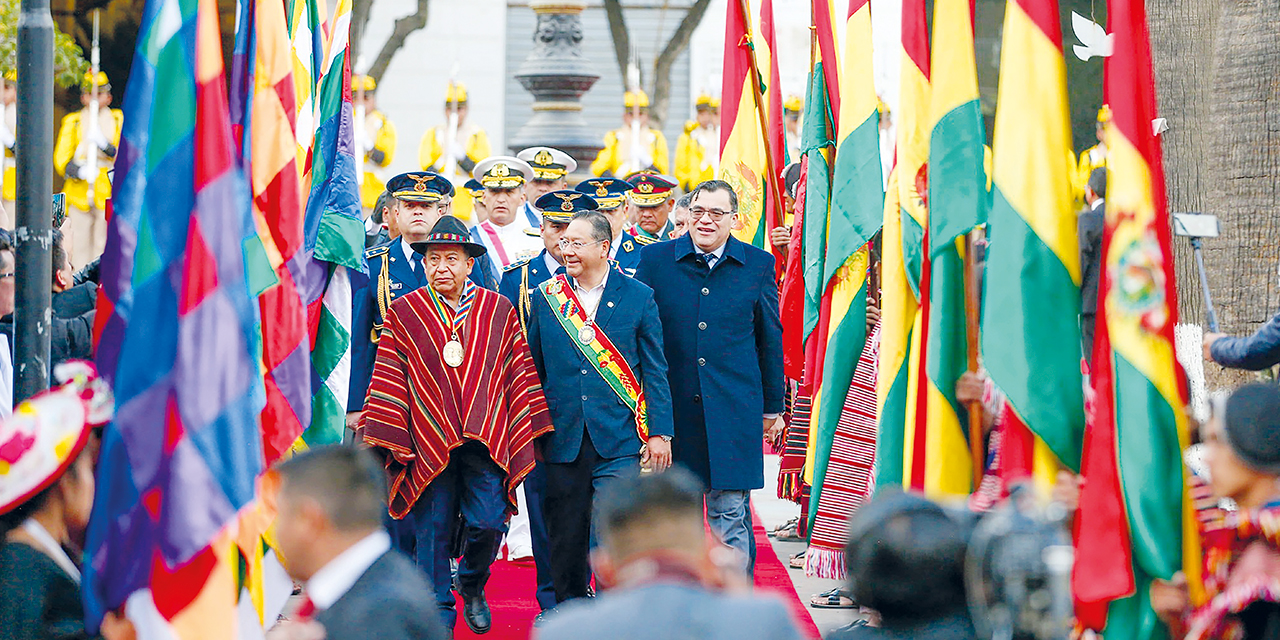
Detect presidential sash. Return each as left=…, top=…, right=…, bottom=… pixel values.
left=539, top=274, right=648, bottom=442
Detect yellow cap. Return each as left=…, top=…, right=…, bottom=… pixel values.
left=695, top=93, right=715, bottom=109
left=1097, top=104, right=1112, bottom=124
left=445, top=82, right=468, bottom=105
left=353, top=74, right=376, bottom=93
left=81, top=71, right=110, bottom=93
left=710, top=97, right=720, bottom=110
left=624, top=90, right=650, bottom=109
left=876, top=98, right=890, bottom=117
left=2, top=69, right=15, bottom=82
left=784, top=95, right=803, bottom=114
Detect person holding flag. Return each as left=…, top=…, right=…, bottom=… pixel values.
left=361, top=215, right=553, bottom=634
left=525, top=202, right=673, bottom=605
left=353, top=74, right=398, bottom=212
left=590, top=91, right=670, bottom=178
left=419, top=82, right=492, bottom=222
left=54, top=71, right=123, bottom=267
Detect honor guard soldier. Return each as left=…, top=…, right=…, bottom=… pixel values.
left=1, top=70, right=15, bottom=225
left=674, top=94, right=720, bottom=191
left=348, top=172, right=495, bottom=431
left=783, top=95, right=803, bottom=164
left=590, top=90, right=670, bottom=178
left=576, top=177, right=643, bottom=275
left=469, top=156, right=543, bottom=284
left=516, top=146, right=576, bottom=228
left=626, top=173, right=677, bottom=242
left=1077, top=104, right=1111, bottom=207
left=353, top=74, right=398, bottom=211
left=54, top=71, right=123, bottom=267
left=419, top=82, right=491, bottom=222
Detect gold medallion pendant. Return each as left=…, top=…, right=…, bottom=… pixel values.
left=578, top=324, right=597, bottom=345
left=443, top=338, right=464, bottom=368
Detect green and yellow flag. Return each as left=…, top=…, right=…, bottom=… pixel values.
left=920, top=0, right=987, bottom=498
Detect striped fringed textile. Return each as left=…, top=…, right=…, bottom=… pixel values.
left=805, top=323, right=880, bottom=580
left=778, top=390, right=814, bottom=502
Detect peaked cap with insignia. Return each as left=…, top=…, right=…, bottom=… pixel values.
left=517, top=147, right=577, bottom=181
left=535, top=189, right=599, bottom=224
left=574, top=177, right=633, bottom=211
left=474, top=156, right=533, bottom=189
left=387, top=171, right=453, bottom=202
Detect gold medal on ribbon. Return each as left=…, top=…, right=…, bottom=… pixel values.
left=443, top=336, right=464, bottom=368
left=578, top=324, right=597, bottom=345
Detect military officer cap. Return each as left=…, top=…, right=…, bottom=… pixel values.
left=784, top=95, right=803, bottom=115
left=411, top=215, right=487, bottom=258
left=535, top=190, right=599, bottom=224
left=474, top=156, right=533, bottom=189
left=445, top=82, right=468, bottom=105
left=575, top=177, right=633, bottom=211
left=3, top=69, right=14, bottom=82
left=627, top=173, right=677, bottom=207
left=695, top=93, right=718, bottom=111
left=624, top=90, right=650, bottom=110
left=517, top=147, right=578, bottom=181
left=464, top=178, right=484, bottom=193
left=386, top=171, right=453, bottom=202
left=353, top=74, right=377, bottom=93
left=1097, top=104, right=1112, bottom=124
left=81, top=71, right=110, bottom=93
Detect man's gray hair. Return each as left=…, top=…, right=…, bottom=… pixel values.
left=674, top=192, right=693, bottom=209
left=688, top=179, right=738, bottom=212
left=572, top=210, right=614, bottom=246
left=275, top=446, right=387, bottom=532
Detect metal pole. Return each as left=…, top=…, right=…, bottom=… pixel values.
left=1190, top=237, right=1220, bottom=333
left=15, top=0, right=54, bottom=401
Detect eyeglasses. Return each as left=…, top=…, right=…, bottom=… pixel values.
left=688, top=206, right=735, bottom=221
left=557, top=239, right=603, bottom=251
left=0, top=273, right=12, bottom=279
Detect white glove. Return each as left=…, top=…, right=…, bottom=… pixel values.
left=449, top=141, right=467, bottom=162
left=76, top=164, right=97, bottom=181
left=638, top=153, right=654, bottom=170
left=90, top=130, right=111, bottom=152
left=0, top=127, right=13, bottom=151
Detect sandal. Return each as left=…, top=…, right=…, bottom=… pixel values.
left=774, top=523, right=805, bottom=542
left=789, top=551, right=806, bottom=569
left=809, top=587, right=857, bottom=609
left=768, top=517, right=799, bottom=537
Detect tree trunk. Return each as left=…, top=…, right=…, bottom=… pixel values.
left=350, top=0, right=375, bottom=71
left=1204, top=0, right=1280, bottom=339
left=602, top=0, right=631, bottom=83
left=366, top=0, right=430, bottom=85
left=650, top=0, right=712, bottom=128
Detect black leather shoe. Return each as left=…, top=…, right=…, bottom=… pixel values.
left=461, top=593, right=491, bottom=634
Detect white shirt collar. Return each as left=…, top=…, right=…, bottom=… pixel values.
left=574, top=269, right=609, bottom=317
left=304, top=530, right=391, bottom=611
left=543, top=251, right=562, bottom=274
left=610, top=233, right=624, bottom=259
left=400, top=238, right=419, bottom=264
left=696, top=240, right=728, bottom=260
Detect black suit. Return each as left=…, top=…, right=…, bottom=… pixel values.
left=313, top=550, right=450, bottom=640
left=1077, top=201, right=1104, bottom=363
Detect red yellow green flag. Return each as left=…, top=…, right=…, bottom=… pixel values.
left=981, top=0, right=1083, bottom=494
left=1073, top=0, right=1202, bottom=631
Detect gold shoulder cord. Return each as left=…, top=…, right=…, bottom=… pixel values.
left=518, top=263, right=531, bottom=335
left=373, top=252, right=391, bottom=342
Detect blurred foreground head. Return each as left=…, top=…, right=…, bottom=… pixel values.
left=592, top=466, right=713, bottom=586
left=1205, top=382, right=1280, bottom=509
left=844, top=490, right=971, bottom=627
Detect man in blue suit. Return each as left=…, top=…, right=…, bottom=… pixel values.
left=496, top=190, right=572, bottom=613
left=633, top=179, right=784, bottom=576
left=526, top=205, right=674, bottom=604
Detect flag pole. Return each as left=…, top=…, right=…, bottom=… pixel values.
left=736, top=0, right=784, bottom=245
left=964, top=229, right=985, bottom=489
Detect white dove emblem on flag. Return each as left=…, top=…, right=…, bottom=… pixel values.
left=1071, top=12, right=1114, bottom=61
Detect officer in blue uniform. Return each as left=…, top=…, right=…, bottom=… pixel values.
left=575, top=177, right=644, bottom=275
left=495, top=190, right=579, bottom=614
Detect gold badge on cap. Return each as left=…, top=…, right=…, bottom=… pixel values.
left=492, top=163, right=510, bottom=178
left=590, top=181, right=608, bottom=197
left=554, top=193, right=578, bottom=212
left=411, top=175, right=431, bottom=192
left=637, top=182, right=654, bottom=194
left=534, top=150, right=554, bottom=166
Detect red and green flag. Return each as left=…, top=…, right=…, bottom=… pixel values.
left=1073, top=0, right=1202, bottom=632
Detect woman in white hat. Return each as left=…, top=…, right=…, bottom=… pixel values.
left=0, top=363, right=118, bottom=639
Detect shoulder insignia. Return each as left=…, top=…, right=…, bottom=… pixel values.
left=503, top=257, right=533, bottom=273
left=623, top=240, right=634, bottom=252
left=633, top=234, right=657, bottom=246
left=364, top=245, right=390, bottom=259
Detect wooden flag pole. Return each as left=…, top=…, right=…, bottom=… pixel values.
left=964, top=229, right=986, bottom=489
left=736, top=0, right=785, bottom=242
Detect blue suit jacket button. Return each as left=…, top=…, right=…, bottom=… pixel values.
left=698, top=357, right=706, bottom=366
left=693, top=394, right=701, bottom=403
left=698, top=321, right=707, bottom=330
left=582, top=395, right=588, bottom=401
left=701, top=287, right=709, bottom=296
left=581, top=369, right=588, bottom=375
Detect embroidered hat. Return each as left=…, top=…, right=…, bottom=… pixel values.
left=387, top=171, right=453, bottom=203
left=0, top=361, right=113, bottom=515
left=517, top=147, right=577, bottom=181
left=535, top=190, right=599, bottom=224
left=474, top=156, right=533, bottom=190
left=627, top=173, right=677, bottom=207
left=410, top=215, right=487, bottom=258
left=575, top=177, right=633, bottom=212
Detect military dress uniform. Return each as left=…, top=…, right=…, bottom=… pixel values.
left=590, top=91, right=670, bottom=178
left=575, top=177, right=645, bottom=275
left=1, top=70, right=16, bottom=226
left=1076, top=104, right=1111, bottom=207
left=514, top=146, right=577, bottom=228
left=419, top=83, right=492, bottom=223
left=54, top=71, right=123, bottom=267
left=354, top=75, right=398, bottom=210
left=673, top=94, right=719, bottom=191
left=469, top=157, right=543, bottom=284
left=626, top=173, right=677, bottom=241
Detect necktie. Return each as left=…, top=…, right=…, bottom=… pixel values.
left=412, top=254, right=426, bottom=286
left=702, top=253, right=717, bottom=270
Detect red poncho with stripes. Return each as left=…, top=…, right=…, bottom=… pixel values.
left=362, top=286, right=554, bottom=519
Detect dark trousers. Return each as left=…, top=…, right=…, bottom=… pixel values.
left=544, top=431, right=639, bottom=603
left=524, top=462, right=558, bottom=610
left=407, top=441, right=508, bottom=629
left=1081, top=312, right=1096, bottom=366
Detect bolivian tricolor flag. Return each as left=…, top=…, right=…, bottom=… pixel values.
left=981, top=0, right=1083, bottom=494
left=1073, top=0, right=1202, bottom=631
left=876, top=0, right=930, bottom=491
left=719, top=0, right=784, bottom=249
left=921, top=0, right=986, bottom=498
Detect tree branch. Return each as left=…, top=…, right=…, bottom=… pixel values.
left=650, top=0, right=713, bottom=127
left=367, top=0, right=429, bottom=85
left=603, top=0, right=631, bottom=82
left=350, top=0, right=375, bottom=71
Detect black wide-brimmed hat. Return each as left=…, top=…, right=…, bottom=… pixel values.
left=410, top=215, right=487, bottom=258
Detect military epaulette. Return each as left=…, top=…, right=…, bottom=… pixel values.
left=633, top=234, right=658, bottom=246
left=364, top=244, right=391, bottom=259
left=503, top=257, right=533, bottom=273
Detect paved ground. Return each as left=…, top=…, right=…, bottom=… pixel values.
left=752, top=453, right=859, bottom=637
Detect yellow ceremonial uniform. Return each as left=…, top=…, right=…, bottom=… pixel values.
left=674, top=122, right=718, bottom=191
left=419, top=123, right=491, bottom=222
left=359, top=110, right=397, bottom=209
left=590, top=126, right=670, bottom=178
left=1077, top=143, right=1107, bottom=202
left=54, top=105, right=124, bottom=266
left=2, top=100, right=15, bottom=227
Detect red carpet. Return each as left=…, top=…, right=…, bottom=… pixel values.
left=453, top=507, right=822, bottom=639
